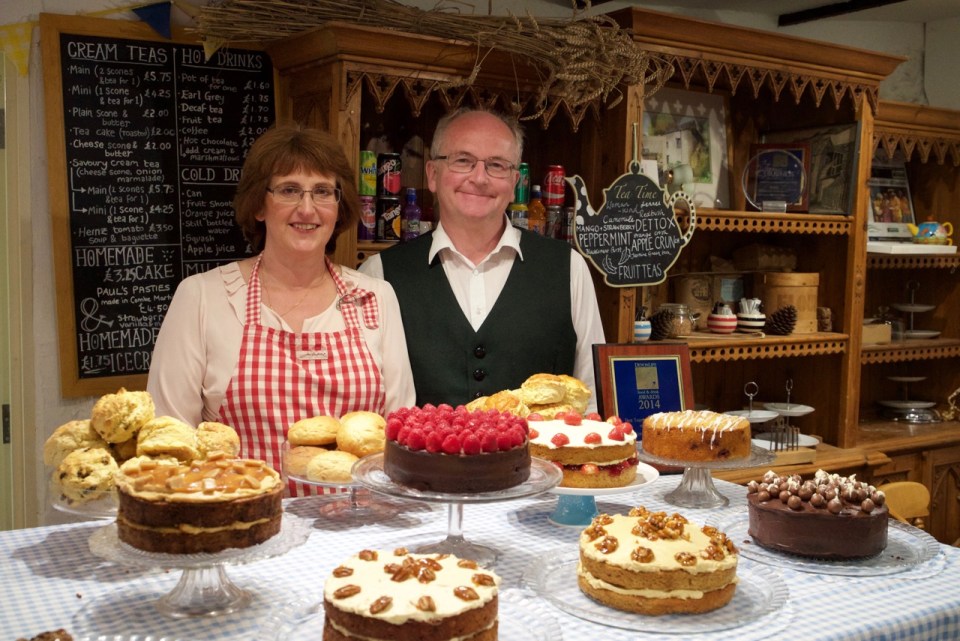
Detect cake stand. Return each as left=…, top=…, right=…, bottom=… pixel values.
left=547, top=462, right=660, bottom=527
left=51, top=492, right=118, bottom=521
left=88, top=514, right=311, bottom=618
left=637, top=444, right=774, bottom=509
left=353, top=453, right=561, bottom=567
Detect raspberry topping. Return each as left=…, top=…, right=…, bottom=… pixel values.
left=386, top=405, right=530, bottom=455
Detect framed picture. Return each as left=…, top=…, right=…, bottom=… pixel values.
left=593, top=343, right=695, bottom=431
left=867, top=156, right=916, bottom=239
left=746, top=142, right=810, bottom=212
left=763, top=123, right=861, bottom=214
left=643, top=87, right=731, bottom=209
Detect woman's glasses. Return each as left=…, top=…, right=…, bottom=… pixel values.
left=267, top=184, right=342, bottom=205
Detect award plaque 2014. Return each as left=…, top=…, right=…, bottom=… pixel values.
left=593, top=344, right=694, bottom=430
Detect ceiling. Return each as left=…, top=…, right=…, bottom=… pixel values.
left=587, top=0, right=960, bottom=24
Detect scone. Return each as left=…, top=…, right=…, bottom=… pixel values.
left=110, top=437, right=138, bottom=463
left=43, top=419, right=108, bottom=468
left=305, top=449, right=359, bottom=483
left=285, top=445, right=328, bottom=477
left=527, top=401, right=576, bottom=420
left=520, top=373, right=567, bottom=405
left=55, top=446, right=119, bottom=503
left=136, top=416, right=199, bottom=461
left=558, top=374, right=591, bottom=413
left=197, top=421, right=241, bottom=458
left=336, top=411, right=386, bottom=458
left=90, top=388, right=155, bottom=443
left=288, top=415, right=341, bottom=447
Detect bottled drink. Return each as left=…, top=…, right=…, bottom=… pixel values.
left=514, top=162, right=530, bottom=205
left=527, top=185, right=547, bottom=235
left=402, top=187, right=421, bottom=241
left=508, top=203, right=528, bottom=230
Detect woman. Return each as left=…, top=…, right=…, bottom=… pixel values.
left=148, top=124, right=415, bottom=494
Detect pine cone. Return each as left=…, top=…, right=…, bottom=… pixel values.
left=649, top=310, right=675, bottom=341
left=765, top=305, right=798, bottom=335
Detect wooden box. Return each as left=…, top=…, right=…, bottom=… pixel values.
left=754, top=272, right=819, bottom=333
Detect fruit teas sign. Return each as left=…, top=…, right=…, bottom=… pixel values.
left=41, top=14, right=274, bottom=395
left=567, top=162, right=696, bottom=287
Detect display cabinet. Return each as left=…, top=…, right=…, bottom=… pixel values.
left=266, top=11, right=909, bottom=449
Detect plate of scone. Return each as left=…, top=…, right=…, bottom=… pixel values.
left=283, top=411, right=386, bottom=486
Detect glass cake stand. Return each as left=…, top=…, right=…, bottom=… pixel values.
left=353, top=453, right=561, bottom=567
left=52, top=492, right=118, bottom=521
left=88, top=514, right=311, bottom=618
left=637, top=444, right=774, bottom=509
left=547, top=462, right=660, bottom=527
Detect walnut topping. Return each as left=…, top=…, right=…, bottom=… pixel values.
left=370, top=596, right=393, bottom=614
left=422, top=558, right=443, bottom=571
left=595, top=535, right=619, bottom=554
left=631, top=546, right=654, bottom=563
left=675, top=552, right=697, bottom=566
left=472, top=573, right=496, bottom=586
left=454, top=586, right=479, bottom=601
left=334, top=585, right=361, bottom=599
left=416, top=596, right=436, bottom=612
left=359, top=550, right=379, bottom=561
left=700, top=543, right=726, bottom=561
left=628, top=506, right=650, bottom=518
left=584, top=523, right=607, bottom=541
left=417, top=567, right=436, bottom=583
left=394, top=547, right=409, bottom=556
left=456, top=559, right=478, bottom=569
left=332, top=566, right=354, bottom=578
left=383, top=563, right=401, bottom=574
left=596, top=514, right=614, bottom=525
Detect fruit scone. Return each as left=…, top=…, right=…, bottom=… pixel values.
left=528, top=412, right=638, bottom=488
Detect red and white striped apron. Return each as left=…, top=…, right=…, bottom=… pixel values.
left=219, top=255, right=385, bottom=496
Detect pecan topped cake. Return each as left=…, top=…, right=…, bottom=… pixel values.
left=578, top=507, right=739, bottom=615
left=323, top=548, right=500, bottom=641
left=115, top=453, right=283, bottom=554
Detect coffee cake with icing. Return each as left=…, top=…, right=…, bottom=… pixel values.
left=323, top=548, right=500, bottom=641
left=115, top=454, right=283, bottom=554
left=578, top=507, right=739, bottom=615
left=641, top=410, right=751, bottom=462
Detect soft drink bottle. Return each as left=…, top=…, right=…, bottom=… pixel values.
left=402, top=187, right=421, bottom=241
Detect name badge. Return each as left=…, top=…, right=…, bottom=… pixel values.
left=298, top=349, right=328, bottom=361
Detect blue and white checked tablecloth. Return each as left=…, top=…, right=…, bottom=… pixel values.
left=1, top=475, right=958, bottom=641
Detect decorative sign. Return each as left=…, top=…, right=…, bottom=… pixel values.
left=593, top=343, right=694, bottom=431
left=567, top=160, right=696, bottom=287
left=41, top=14, right=275, bottom=395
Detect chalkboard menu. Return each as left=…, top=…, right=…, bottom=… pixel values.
left=41, top=14, right=275, bottom=396
left=569, top=163, right=696, bottom=287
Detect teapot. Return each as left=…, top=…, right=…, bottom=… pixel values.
left=907, top=219, right=953, bottom=245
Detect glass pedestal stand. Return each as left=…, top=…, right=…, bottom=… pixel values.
left=88, top=516, right=311, bottom=618
left=637, top=445, right=775, bottom=509
left=353, top=454, right=561, bottom=567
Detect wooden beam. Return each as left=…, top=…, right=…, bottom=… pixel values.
left=779, top=0, right=907, bottom=26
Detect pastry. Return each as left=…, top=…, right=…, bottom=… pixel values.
left=43, top=419, right=108, bottom=468
left=519, top=373, right=566, bottom=405
left=196, top=421, right=241, bottom=458
left=90, top=387, right=155, bottom=443
left=306, top=449, right=360, bottom=484
left=337, top=411, right=387, bottom=458
left=136, top=416, right=200, bottom=462
left=55, top=446, right=119, bottom=503
left=288, top=415, right=341, bottom=447
left=284, top=444, right=328, bottom=478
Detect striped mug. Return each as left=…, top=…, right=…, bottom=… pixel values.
left=634, top=320, right=652, bottom=342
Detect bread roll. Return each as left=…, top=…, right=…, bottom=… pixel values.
left=336, top=411, right=386, bottom=458
left=43, top=419, right=108, bottom=468
left=288, top=415, right=341, bottom=446
left=90, top=388, right=155, bottom=443
left=305, top=450, right=359, bottom=484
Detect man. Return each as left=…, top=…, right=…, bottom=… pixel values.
left=359, top=108, right=605, bottom=410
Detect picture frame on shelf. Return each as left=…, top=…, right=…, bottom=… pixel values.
left=642, top=87, right=732, bottom=210
left=866, top=156, right=916, bottom=240
left=745, top=142, right=811, bottom=212
left=593, top=343, right=695, bottom=430
left=763, top=122, right=861, bottom=214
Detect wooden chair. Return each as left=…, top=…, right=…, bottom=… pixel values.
left=877, top=482, right=931, bottom=530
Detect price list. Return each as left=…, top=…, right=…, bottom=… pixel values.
left=59, top=34, right=274, bottom=378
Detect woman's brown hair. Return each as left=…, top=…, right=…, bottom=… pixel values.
left=233, top=124, right=360, bottom=254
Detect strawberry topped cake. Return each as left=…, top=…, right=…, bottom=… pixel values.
left=383, top=405, right=530, bottom=493
left=528, top=412, right=639, bottom=488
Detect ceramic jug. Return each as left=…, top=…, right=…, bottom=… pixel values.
left=706, top=302, right=737, bottom=334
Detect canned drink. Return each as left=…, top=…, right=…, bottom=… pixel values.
left=514, top=162, right=530, bottom=205
left=563, top=206, right=576, bottom=244
left=358, top=195, right=376, bottom=240
left=359, top=150, right=377, bottom=196
left=546, top=205, right=562, bottom=239
left=376, top=197, right=402, bottom=242
left=377, top=153, right=402, bottom=198
left=543, top=164, right=566, bottom=206
left=508, top=203, right=528, bottom=230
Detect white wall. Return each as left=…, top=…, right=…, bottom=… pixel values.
left=0, top=0, right=955, bottom=526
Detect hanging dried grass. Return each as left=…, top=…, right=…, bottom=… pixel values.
left=192, top=0, right=672, bottom=119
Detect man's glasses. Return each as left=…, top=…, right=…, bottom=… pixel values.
left=434, top=153, right=517, bottom=179
left=266, top=184, right=342, bottom=205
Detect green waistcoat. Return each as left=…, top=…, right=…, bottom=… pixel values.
left=381, top=228, right=577, bottom=407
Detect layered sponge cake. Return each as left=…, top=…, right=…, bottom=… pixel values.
left=578, top=507, right=739, bottom=615
left=323, top=548, right=500, bottom=641
left=528, top=412, right=638, bottom=488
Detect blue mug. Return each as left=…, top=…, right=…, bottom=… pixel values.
left=634, top=320, right=652, bottom=342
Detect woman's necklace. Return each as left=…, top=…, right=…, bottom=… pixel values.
left=260, top=266, right=326, bottom=318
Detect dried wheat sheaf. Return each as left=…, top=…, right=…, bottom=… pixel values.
left=192, top=0, right=672, bottom=119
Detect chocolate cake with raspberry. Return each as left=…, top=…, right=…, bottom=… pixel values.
left=528, top=412, right=638, bottom=488
left=383, top=405, right=530, bottom=493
